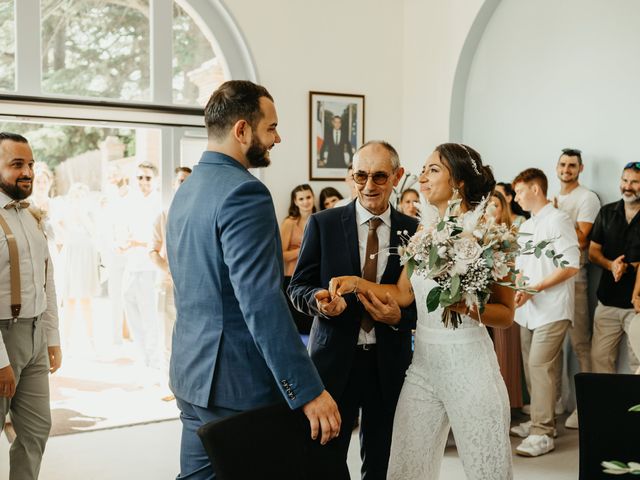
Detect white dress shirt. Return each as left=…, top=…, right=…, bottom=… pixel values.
left=123, top=190, right=161, bottom=272
left=355, top=201, right=391, bottom=345
left=0, top=191, right=60, bottom=368
left=514, top=203, right=580, bottom=330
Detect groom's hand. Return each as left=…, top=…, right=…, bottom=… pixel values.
left=315, top=289, right=347, bottom=317
left=302, top=390, right=341, bottom=445
left=359, top=291, right=401, bottom=325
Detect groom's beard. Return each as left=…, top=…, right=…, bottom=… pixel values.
left=246, top=136, right=271, bottom=168
left=0, top=175, right=32, bottom=200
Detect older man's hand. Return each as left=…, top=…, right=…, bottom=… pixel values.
left=358, top=291, right=401, bottom=325
left=315, top=289, right=347, bottom=317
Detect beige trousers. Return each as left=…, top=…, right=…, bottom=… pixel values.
left=521, top=320, right=570, bottom=436
left=0, top=318, right=51, bottom=480
left=591, top=303, right=640, bottom=373
left=629, top=314, right=640, bottom=373
left=567, top=281, right=592, bottom=372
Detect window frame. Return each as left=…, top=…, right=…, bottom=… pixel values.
left=2, top=0, right=256, bottom=114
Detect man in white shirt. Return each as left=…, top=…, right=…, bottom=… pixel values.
left=511, top=168, right=579, bottom=458
left=0, top=132, right=62, bottom=480
left=121, top=162, right=161, bottom=369
left=553, top=148, right=600, bottom=429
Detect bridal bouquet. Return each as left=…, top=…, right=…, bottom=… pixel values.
left=399, top=198, right=567, bottom=329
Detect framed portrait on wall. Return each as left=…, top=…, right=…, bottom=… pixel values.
left=309, top=91, right=365, bottom=180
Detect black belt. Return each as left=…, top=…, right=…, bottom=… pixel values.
left=0, top=316, right=39, bottom=328
left=356, top=344, right=376, bottom=351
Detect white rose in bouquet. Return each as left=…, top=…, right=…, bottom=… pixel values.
left=451, top=238, right=483, bottom=276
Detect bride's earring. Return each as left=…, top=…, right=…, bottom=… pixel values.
left=451, top=187, right=459, bottom=199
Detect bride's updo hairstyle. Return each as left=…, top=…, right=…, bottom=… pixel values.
left=435, top=143, right=496, bottom=208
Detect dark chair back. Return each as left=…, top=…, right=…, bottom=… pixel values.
left=575, top=373, right=640, bottom=479
left=197, top=402, right=349, bottom=480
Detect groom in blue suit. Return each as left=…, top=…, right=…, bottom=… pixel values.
left=289, top=141, right=419, bottom=480
left=166, top=80, right=341, bottom=480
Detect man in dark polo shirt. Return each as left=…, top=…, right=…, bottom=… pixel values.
left=589, top=162, right=640, bottom=373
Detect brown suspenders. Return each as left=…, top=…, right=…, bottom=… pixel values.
left=0, top=211, right=21, bottom=319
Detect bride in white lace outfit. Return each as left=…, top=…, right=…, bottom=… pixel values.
left=331, top=143, right=513, bottom=479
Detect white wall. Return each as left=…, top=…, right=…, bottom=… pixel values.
left=223, top=0, right=405, bottom=221
left=401, top=0, right=487, bottom=176
left=463, top=0, right=640, bottom=203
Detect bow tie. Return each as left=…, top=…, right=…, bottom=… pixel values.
left=4, top=200, right=30, bottom=210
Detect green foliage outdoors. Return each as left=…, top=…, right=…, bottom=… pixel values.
left=0, top=121, right=135, bottom=170
left=0, top=0, right=15, bottom=91
left=40, top=0, right=214, bottom=104
left=0, top=0, right=215, bottom=168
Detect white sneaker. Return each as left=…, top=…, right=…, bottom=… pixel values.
left=510, top=420, right=557, bottom=438
left=510, top=420, right=532, bottom=438
left=516, top=434, right=555, bottom=457
left=565, top=409, right=579, bottom=429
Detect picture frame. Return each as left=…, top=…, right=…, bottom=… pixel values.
left=309, top=91, right=365, bottom=180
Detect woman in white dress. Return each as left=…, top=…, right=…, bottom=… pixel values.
left=57, top=182, right=100, bottom=349
left=331, top=143, right=514, bottom=479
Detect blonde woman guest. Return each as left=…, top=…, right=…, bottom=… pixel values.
left=487, top=191, right=523, bottom=408
left=29, top=162, right=58, bottom=254
left=281, top=184, right=316, bottom=334
left=399, top=188, right=420, bottom=218
left=57, top=182, right=100, bottom=350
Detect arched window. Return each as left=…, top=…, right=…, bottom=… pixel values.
left=0, top=0, right=254, bottom=108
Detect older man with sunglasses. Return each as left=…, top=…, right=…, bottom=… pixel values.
left=288, top=141, right=418, bottom=479
left=589, top=161, right=640, bottom=374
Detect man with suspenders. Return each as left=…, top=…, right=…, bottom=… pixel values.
left=0, top=132, right=62, bottom=480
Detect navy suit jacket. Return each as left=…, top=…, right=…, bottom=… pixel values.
left=288, top=201, right=418, bottom=409
left=166, top=152, right=324, bottom=411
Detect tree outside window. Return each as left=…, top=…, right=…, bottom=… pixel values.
left=0, top=0, right=15, bottom=92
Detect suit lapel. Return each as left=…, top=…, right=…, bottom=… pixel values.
left=341, top=203, right=361, bottom=275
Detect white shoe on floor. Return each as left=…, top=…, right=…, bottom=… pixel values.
left=510, top=420, right=557, bottom=438
left=510, top=420, right=532, bottom=438
left=516, top=434, right=555, bottom=457
left=565, top=409, right=579, bottom=429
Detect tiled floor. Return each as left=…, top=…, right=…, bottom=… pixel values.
left=1, top=414, right=579, bottom=479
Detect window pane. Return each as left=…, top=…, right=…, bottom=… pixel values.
left=0, top=0, right=15, bottom=91
left=173, top=1, right=223, bottom=106
left=41, top=0, right=150, bottom=101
